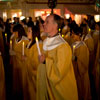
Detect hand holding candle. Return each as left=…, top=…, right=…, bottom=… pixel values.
left=22, top=41, right=25, bottom=56
left=35, top=37, right=41, bottom=56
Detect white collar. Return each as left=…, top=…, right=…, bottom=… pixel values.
left=72, top=41, right=86, bottom=50
left=15, top=36, right=29, bottom=44
left=43, top=34, right=66, bottom=51
left=10, top=34, right=15, bottom=39
left=27, top=40, right=32, bottom=49
left=84, top=34, right=92, bottom=41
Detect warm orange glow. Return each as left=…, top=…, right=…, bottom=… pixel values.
left=41, top=11, right=45, bottom=14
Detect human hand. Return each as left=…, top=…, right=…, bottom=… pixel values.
left=38, top=54, right=45, bottom=63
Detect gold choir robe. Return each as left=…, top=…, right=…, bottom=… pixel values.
left=83, top=34, right=94, bottom=73
left=37, top=35, right=78, bottom=100
left=25, top=41, right=43, bottom=100
left=72, top=41, right=91, bottom=100
left=11, top=36, right=29, bottom=98
left=0, top=53, right=5, bottom=100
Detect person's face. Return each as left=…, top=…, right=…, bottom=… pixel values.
left=27, top=27, right=32, bottom=40
left=13, top=31, right=18, bottom=38
left=43, top=15, right=57, bottom=36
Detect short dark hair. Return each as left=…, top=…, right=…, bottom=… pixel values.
left=51, top=14, right=62, bottom=30
left=13, top=24, right=26, bottom=38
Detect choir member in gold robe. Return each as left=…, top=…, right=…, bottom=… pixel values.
left=0, top=52, right=5, bottom=100
left=71, top=26, right=91, bottom=100
left=37, top=14, right=78, bottom=100
left=23, top=25, right=43, bottom=100
left=81, top=24, right=94, bottom=74
left=10, top=24, right=29, bottom=99
left=92, top=22, right=100, bottom=58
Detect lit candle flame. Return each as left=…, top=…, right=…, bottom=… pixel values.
left=89, top=28, right=91, bottom=32
left=73, top=45, right=76, bottom=49
left=59, top=28, right=61, bottom=32
left=35, top=37, right=38, bottom=41
left=5, top=33, right=7, bottom=43
left=62, top=34, right=64, bottom=38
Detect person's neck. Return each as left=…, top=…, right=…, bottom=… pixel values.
left=48, top=30, right=58, bottom=37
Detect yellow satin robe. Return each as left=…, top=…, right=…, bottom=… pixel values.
left=12, top=38, right=29, bottom=99
left=37, top=43, right=78, bottom=100
left=25, top=42, right=43, bottom=100
left=0, top=55, right=5, bottom=100
left=72, top=42, right=91, bottom=100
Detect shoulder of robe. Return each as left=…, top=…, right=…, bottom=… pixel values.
left=79, top=43, right=89, bottom=54
left=57, top=43, right=71, bottom=52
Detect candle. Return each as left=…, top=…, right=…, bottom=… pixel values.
left=5, top=33, right=7, bottom=43
left=22, top=42, right=24, bottom=56
left=10, top=40, right=12, bottom=50
left=35, top=37, right=41, bottom=56
left=73, top=45, right=76, bottom=54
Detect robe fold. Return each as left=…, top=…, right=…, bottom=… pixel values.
left=83, top=34, right=94, bottom=73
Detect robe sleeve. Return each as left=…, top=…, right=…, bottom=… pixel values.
left=46, top=44, right=72, bottom=86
